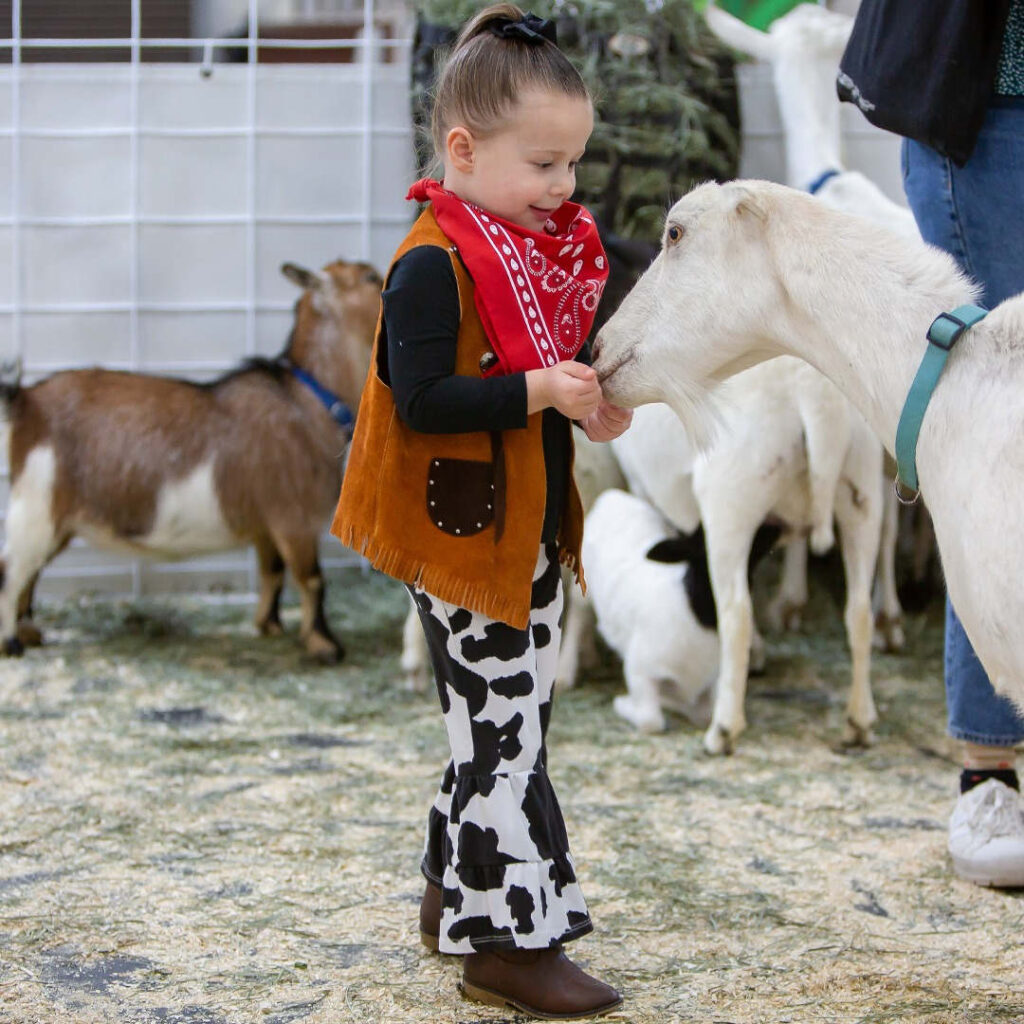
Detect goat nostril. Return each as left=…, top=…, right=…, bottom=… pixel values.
left=591, top=338, right=602, bottom=364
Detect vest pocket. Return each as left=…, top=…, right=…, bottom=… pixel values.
left=427, top=457, right=495, bottom=537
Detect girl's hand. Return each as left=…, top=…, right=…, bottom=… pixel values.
left=580, top=399, right=633, bottom=442
left=526, top=362, right=602, bottom=420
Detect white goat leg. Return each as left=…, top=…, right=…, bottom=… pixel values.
left=872, top=486, right=906, bottom=651
left=765, top=537, right=808, bottom=632
left=614, top=636, right=669, bottom=733
left=555, top=584, right=594, bottom=690
left=799, top=387, right=850, bottom=555
left=834, top=465, right=882, bottom=746
left=703, top=530, right=754, bottom=756
left=0, top=448, right=60, bottom=654
left=401, top=601, right=430, bottom=692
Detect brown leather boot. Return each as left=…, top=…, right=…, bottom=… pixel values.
left=418, top=881, right=442, bottom=952
left=461, top=944, right=623, bottom=1020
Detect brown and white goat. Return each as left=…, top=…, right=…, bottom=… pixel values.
left=0, top=258, right=381, bottom=661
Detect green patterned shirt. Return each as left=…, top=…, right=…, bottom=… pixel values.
left=997, top=0, right=1024, bottom=95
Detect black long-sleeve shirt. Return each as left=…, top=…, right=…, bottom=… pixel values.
left=379, top=245, right=573, bottom=543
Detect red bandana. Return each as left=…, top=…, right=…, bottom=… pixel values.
left=407, top=178, right=609, bottom=377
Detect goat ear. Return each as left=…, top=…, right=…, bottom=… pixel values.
left=645, top=538, right=693, bottom=564
left=730, top=185, right=768, bottom=224
left=281, top=262, right=324, bottom=291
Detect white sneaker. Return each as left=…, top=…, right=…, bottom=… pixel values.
left=948, top=778, right=1024, bottom=887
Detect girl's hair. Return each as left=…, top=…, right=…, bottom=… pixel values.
left=430, top=3, right=589, bottom=159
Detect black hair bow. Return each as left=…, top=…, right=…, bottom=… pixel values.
left=490, top=12, right=558, bottom=46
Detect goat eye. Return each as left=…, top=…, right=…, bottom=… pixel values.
left=666, top=224, right=684, bottom=244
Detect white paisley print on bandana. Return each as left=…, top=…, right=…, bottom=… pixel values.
left=524, top=217, right=606, bottom=357
left=405, top=179, right=609, bottom=376
left=470, top=208, right=607, bottom=366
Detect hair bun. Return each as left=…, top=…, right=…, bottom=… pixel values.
left=488, top=12, right=558, bottom=47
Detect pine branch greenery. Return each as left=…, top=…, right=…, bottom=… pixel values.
left=411, top=0, right=740, bottom=240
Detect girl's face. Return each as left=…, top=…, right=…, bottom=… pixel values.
left=444, top=88, right=594, bottom=231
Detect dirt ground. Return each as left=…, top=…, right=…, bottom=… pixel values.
left=1, top=562, right=1023, bottom=1024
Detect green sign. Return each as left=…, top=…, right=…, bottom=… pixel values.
left=693, top=0, right=812, bottom=31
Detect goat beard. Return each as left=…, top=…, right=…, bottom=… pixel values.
left=659, top=376, right=724, bottom=455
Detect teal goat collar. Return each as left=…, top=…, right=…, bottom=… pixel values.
left=894, top=304, right=987, bottom=500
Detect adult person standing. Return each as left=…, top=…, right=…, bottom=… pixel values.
left=838, top=0, right=1024, bottom=887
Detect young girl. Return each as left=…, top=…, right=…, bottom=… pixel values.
left=332, top=4, right=631, bottom=1017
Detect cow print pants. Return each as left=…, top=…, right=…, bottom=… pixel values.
left=407, top=544, right=593, bottom=954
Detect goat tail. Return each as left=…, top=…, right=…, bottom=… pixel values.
left=0, top=356, right=22, bottom=419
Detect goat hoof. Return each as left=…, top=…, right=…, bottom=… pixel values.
left=886, top=626, right=906, bottom=652
left=404, top=668, right=429, bottom=693
left=702, top=724, right=734, bottom=756
left=613, top=696, right=665, bottom=734
left=765, top=600, right=803, bottom=633
left=872, top=615, right=905, bottom=654
left=3, top=635, right=25, bottom=657
left=17, top=621, right=43, bottom=648
left=258, top=620, right=285, bottom=637
left=305, top=640, right=344, bottom=664
left=841, top=718, right=876, bottom=748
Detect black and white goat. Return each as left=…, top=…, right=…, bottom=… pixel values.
left=582, top=488, right=781, bottom=734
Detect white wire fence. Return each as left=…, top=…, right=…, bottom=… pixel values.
left=0, top=0, right=415, bottom=598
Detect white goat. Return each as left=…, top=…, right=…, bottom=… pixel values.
left=580, top=359, right=883, bottom=753
left=593, top=179, right=1024, bottom=719
left=557, top=400, right=773, bottom=691
left=555, top=404, right=699, bottom=691
left=608, top=391, right=851, bottom=632
left=706, top=2, right=915, bottom=230
left=580, top=489, right=720, bottom=733
left=707, top=0, right=917, bottom=649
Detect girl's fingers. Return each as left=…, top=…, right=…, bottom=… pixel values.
left=559, top=361, right=597, bottom=380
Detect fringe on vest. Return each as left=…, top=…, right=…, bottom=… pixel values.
left=336, top=524, right=584, bottom=631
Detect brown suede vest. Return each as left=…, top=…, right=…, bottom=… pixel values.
left=330, top=207, right=584, bottom=629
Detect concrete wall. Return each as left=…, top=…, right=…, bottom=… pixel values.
left=0, top=60, right=415, bottom=598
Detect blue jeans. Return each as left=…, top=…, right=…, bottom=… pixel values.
left=902, top=101, right=1024, bottom=746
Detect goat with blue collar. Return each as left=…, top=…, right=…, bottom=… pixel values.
left=0, top=258, right=381, bottom=661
